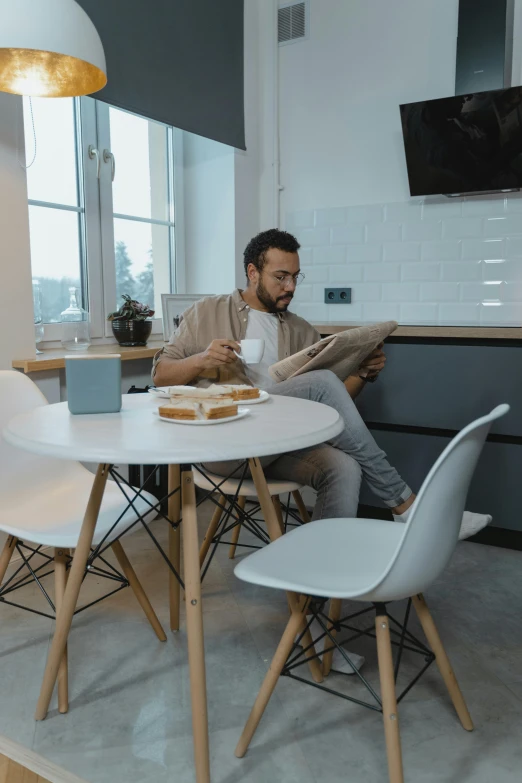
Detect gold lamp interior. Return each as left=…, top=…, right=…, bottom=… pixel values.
left=0, top=48, right=106, bottom=97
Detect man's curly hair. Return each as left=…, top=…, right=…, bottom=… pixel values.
left=243, top=229, right=300, bottom=278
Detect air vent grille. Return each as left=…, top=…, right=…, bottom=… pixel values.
left=278, top=2, right=307, bottom=45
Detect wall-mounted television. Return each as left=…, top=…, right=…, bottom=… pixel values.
left=400, top=86, right=522, bottom=197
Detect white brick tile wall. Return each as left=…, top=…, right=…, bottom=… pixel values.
left=462, top=195, right=506, bottom=216
left=402, top=263, right=440, bottom=281
left=382, top=283, right=419, bottom=302
left=484, top=215, right=522, bottom=236
left=460, top=282, right=503, bottom=301
left=363, top=303, right=400, bottom=320
left=315, top=207, right=347, bottom=226
left=402, top=221, right=442, bottom=242
left=346, top=244, right=382, bottom=263
left=420, top=282, right=459, bottom=301
left=439, top=303, right=480, bottom=324
left=441, top=262, right=481, bottom=281
left=300, top=266, right=329, bottom=283
left=313, top=246, right=346, bottom=265
left=385, top=202, right=423, bottom=222
left=443, top=217, right=483, bottom=239
left=287, top=210, right=315, bottom=228
left=329, top=264, right=363, bottom=283
left=346, top=204, right=384, bottom=223
left=400, top=303, right=438, bottom=323
left=331, top=224, right=366, bottom=244
left=299, top=227, right=331, bottom=246
left=366, top=222, right=401, bottom=242
left=364, top=263, right=401, bottom=282
left=288, top=195, right=522, bottom=326
left=421, top=240, right=461, bottom=261
left=421, top=201, right=462, bottom=220
left=461, top=238, right=504, bottom=260
left=383, top=242, right=421, bottom=262
left=351, top=283, right=381, bottom=301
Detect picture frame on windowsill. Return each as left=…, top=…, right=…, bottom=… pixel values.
left=161, top=294, right=210, bottom=342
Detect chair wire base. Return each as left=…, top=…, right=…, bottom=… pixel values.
left=0, top=543, right=130, bottom=621
left=281, top=598, right=435, bottom=712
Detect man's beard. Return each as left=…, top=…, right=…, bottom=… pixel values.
left=256, top=279, right=293, bottom=314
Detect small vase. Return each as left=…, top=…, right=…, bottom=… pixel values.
left=111, top=319, right=152, bottom=346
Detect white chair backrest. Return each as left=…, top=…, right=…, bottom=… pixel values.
left=0, top=371, right=55, bottom=489
left=372, top=404, right=509, bottom=602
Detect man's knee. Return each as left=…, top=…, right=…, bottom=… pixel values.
left=311, top=449, right=362, bottom=493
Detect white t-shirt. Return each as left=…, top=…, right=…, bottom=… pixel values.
left=244, top=308, right=279, bottom=389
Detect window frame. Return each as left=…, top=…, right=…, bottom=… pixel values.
left=25, top=97, right=183, bottom=347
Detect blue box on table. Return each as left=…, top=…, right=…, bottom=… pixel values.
left=65, top=354, right=122, bottom=414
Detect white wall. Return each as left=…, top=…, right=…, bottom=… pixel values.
left=0, top=93, right=36, bottom=369
left=278, top=0, right=458, bottom=213
left=181, top=131, right=236, bottom=295
left=256, top=0, right=522, bottom=327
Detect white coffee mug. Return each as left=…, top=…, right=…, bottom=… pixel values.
left=236, top=338, right=265, bottom=365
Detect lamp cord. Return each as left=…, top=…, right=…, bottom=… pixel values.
left=17, top=96, right=37, bottom=170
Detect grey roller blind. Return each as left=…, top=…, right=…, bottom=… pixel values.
left=77, top=0, right=245, bottom=149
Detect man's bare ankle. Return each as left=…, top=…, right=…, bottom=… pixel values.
left=392, top=494, right=416, bottom=516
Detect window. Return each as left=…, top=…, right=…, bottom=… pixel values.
left=23, top=97, right=179, bottom=341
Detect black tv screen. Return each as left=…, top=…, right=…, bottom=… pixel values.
left=400, top=86, right=522, bottom=196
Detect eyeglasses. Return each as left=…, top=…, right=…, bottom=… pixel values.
left=264, top=271, right=306, bottom=288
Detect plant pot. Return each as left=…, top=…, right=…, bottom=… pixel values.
left=111, top=319, right=152, bottom=346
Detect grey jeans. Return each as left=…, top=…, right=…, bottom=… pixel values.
left=204, top=370, right=412, bottom=521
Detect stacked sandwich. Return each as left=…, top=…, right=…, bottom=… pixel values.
left=158, top=384, right=260, bottom=422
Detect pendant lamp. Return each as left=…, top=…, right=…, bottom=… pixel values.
left=0, top=0, right=106, bottom=97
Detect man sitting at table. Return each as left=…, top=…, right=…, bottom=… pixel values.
left=153, top=228, right=489, bottom=540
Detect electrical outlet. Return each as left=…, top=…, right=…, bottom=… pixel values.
left=324, top=287, right=352, bottom=304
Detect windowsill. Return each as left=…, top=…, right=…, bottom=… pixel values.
left=12, top=341, right=166, bottom=374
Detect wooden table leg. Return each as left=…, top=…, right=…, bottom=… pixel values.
left=54, top=548, right=69, bottom=714
left=182, top=469, right=210, bottom=783
left=35, top=464, right=110, bottom=721
left=168, top=464, right=181, bottom=632
left=248, top=458, right=324, bottom=684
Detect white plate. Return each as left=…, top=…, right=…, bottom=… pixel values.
left=153, top=408, right=251, bottom=426
left=148, top=387, right=270, bottom=405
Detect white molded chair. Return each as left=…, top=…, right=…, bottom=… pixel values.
left=233, top=404, right=509, bottom=783
left=0, top=371, right=166, bottom=713
left=194, top=468, right=310, bottom=567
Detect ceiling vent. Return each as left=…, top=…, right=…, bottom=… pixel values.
left=278, top=2, right=308, bottom=46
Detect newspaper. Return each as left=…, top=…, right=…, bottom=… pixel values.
left=268, top=321, right=398, bottom=383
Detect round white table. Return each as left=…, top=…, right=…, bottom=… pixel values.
left=4, top=393, right=342, bottom=783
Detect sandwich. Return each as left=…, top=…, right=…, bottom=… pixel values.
left=201, top=400, right=238, bottom=420
left=158, top=400, right=200, bottom=420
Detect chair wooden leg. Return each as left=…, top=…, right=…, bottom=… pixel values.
left=228, top=496, right=245, bottom=559
left=236, top=596, right=310, bottom=758
left=0, top=535, right=17, bottom=584
left=375, top=610, right=404, bottom=783
left=412, top=593, right=473, bottom=731
left=54, top=549, right=69, bottom=714
left=35, top=463, right=110, bottom=721
left=111, top=540, right=166, bottom=642
left=322, top=598, right=342, bottom=677
left=182, top=469, right=210, bottom=783
left=272, top=496, right=285, bottom=534
left=248, top=458, right=323, bottom=684
left=292, top=490, right=310, bottom=524
left=199, top=500, right=224, bottom=568
left=168, top=464, right=181, bottom=631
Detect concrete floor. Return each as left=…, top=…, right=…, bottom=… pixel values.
left=1, top=503, right=521, bottom=783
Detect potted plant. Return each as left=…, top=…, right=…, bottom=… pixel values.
left=108, top=294, right=155, bottom=346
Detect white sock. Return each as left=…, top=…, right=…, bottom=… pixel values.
left=393, top=508, right=492, bottom=541
left=297, top=618, right=365, bottom=674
